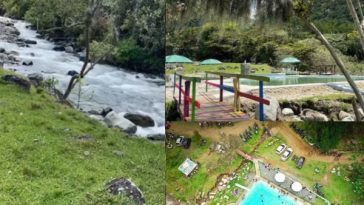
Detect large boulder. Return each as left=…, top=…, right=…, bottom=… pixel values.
left=0, top=48, right=5, bottom=53
left=301, top=109, right=329, bottom=121
left=342, top=116, right=355, bottom=122
left=28, top=73, right=43, bottom=87
left=1, top=75, right=31, bottom=91
left=255, top=97, right=280, bottom=121
left=106, top=178, right=145, bottom=205
left=124, top=113, right=155, bottom=127
left=104, top=111, right=137, bottom=134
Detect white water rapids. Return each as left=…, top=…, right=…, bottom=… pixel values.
left=0, top=17, right=165, bottom=137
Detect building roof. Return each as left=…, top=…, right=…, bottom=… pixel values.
left=178, top=158, right=198, bottom=176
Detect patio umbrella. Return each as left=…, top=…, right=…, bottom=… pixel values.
left=200, top=59, right=222, bottom=65
left=165, top=55, right=193, bottom=64
left=274, top=172, right=286, bottom=183
left=280, top=56, right=301, bottom=64
left=291, top=182, right=303, bottom=192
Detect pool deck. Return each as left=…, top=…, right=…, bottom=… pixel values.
left=236, top=159, right=330, bottom=205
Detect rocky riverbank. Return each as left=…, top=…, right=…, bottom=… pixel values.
left=1, top=16, right=165, bottom=139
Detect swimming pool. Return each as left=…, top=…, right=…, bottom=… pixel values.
left=239, top=74, right=364, bottom=86
left=240, top=181, right=301, bottom=205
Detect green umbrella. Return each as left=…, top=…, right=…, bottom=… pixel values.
left=165, top=55, right=193, bottom=64
left=280, top=56, right=301, bottom=64
left=200, top=59, right=223, bottom=65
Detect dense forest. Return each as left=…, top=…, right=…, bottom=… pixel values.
left=166, top=0, right=364, bottom=73
left=0, top=0, right=164, bottom=74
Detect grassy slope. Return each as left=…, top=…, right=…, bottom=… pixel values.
left=0, top=69, right=165, bottom=205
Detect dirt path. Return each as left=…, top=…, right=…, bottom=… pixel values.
left=269, top=123, right=354, bottom=164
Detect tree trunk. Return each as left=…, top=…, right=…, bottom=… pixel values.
left=356, top=0, right=364, bottom=25
left=304, top=21, right=364, bottom=111
left=346, top=0, right=364, bottom=51
left=62, top=6, right=92, bottom=100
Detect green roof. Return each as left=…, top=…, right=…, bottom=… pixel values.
left=165, top=55, right=193, bottom=63
left=200, top=59, right=222, bottom=65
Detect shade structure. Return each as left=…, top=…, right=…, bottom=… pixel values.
left=274, top=172, right=286, bottom=183
left=200, top=59, right=222, bottom=65
left=166, top=55, right=193, bottom=64
left=280, top=56, right=301, bottom=64
left=291, top=182, right=303, bottom=192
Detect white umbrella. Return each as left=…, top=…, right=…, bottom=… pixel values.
left=291, top=182, right=303, bottom=192
left=274, top=172, right=286, bottom=183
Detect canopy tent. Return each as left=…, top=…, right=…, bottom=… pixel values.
left=166, top=55, right=193, bottom=64
left=200, top=59, right=222, bottom=65
left=274, top=172, right=286, bottom=183
left=280, top=56, right=301, bottom=64
left=291, top=182, right=303, bottom=192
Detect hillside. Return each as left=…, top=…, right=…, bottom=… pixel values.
left=166, top=0, right=364, bottom=74
left=0, top=69, right=165, bottom=204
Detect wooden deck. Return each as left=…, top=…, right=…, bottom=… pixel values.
left=179, top=92, right=250, bottom=122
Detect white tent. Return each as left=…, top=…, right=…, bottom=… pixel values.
left=291, top=182, right=303, bottom=192
left=274, top=172, right=286, bottom=183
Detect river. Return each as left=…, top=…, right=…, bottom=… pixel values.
left=0, top=17, right=165, bottom=137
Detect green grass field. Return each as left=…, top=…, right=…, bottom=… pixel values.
left=166, top=132, right=245, bottom=203
left=166, top=63, right=273, bottom=75
left=0, top=69, right=165, bottom=205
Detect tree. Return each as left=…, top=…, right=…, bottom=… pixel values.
left=346, top=0, right=364, bottom=51
left=63, top=0, right=113, bottom=100
left=293, top=0, right=364, bottom=113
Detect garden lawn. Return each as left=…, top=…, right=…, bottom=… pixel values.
left=0, top=69, right=165, bottom=205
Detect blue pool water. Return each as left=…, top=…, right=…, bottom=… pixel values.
left=239, top=74, right=364, bottom=86
left=240, top=181, right=301, bottom=205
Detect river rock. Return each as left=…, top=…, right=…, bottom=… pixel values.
left=0, top=53, right=8, bottom=61
left=1, top=75, right=31, bottom=91
left=106, top=178, right=145, bottom=205
left=255, top=96, right=280, bottom=121
left=301, top=109, right=329, bottom=121
left=358, top=108, right=364, bottom=120
left=147, top=134, right=165, bottom=140
left=28, top=73, right=43, bottom=86
left=22, top=60, right=33, bottom=66
left=24, top=39, right=37, bottom=45
left=53, top=46, right=65, bottom=51
left=338, top=111, right=352, bottom=120
left=67, top=70, right=79, bottom=76
left=101, top=107, right=113, bottom=117
left=0, top=48, right=5, bottom=53
left=65, top=46, right=74, bottom=53
left=124, top=113, right=155, bottom=127
left=342, top=116, right=355, bottom=121
left=104, top=111, right=137, bottom=134
left=282, top=108, right=294, bottom=116
left=78, top=52, right=86, bottom=62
